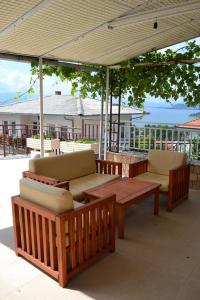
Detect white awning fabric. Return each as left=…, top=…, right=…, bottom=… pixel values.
left=0, top=0, right=199, bottom=66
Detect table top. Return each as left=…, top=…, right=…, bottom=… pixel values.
left=84, top=178, right=160, bottom=205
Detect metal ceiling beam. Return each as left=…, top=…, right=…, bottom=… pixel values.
left=109, top=1, right=200, bottom=28
left=0, top=52, right=99, bottom=72
left=0, top=0, right=51, bottom=38
left=93, top=20, right=198, bottom=64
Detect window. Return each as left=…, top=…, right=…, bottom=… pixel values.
left=11, top=121, right=16, bottom=135
left=2, top=121, right=8, bottom=134
left=33, top=122, right=38, bottom=135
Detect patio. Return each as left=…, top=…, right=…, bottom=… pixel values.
left=0, top=157, right=200, bottom=300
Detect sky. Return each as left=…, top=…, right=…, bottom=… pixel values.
left=0, top=60, right=72, bottom=98
left=0, top=38, right=199, bottom=103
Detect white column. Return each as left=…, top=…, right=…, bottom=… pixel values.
left=104, top=67, right=109, bottom=160
left=99, top=90, right=104, bottom=159
left=39, top=57, right=44, bottom=157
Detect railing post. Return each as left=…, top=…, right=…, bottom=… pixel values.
left=81, top=119, right=84, bottom=139
left=3, top=125, right=6, bottom=157
left=25, top=125, right=29, bottom=156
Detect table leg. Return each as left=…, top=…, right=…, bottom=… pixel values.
left=118, top=207, right=125, bottom=239
left=154, top=188, right=160, bottom=215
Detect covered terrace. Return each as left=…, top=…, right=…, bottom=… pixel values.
left=0, top=1, right=200, bottom=299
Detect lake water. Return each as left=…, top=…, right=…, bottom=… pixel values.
left=133, top=107, right=200, bottom=126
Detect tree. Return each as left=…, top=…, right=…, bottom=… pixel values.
left=30, top=40, right=200, bottom=108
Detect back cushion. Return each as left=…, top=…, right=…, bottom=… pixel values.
left=29, top=150, right=96, bottom=181
left=19, top=177, right=74, bottom=213
left=148, top=150, right=187, bottom=175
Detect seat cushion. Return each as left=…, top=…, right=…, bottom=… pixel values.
left=135, top=172, right=169, bottom=192
left=29, top=150, right=96, bottom=181
left=70, top=173, right=120, bottom=201
left=148, top=150, right=187, bottom=176
left=19, top=177, right=74, bottom=213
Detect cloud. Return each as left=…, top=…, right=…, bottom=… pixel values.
left=0, top=66, right=29, bottom=92
left=0, top=64, right=72, bottom=96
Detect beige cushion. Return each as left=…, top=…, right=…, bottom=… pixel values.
left=29, top=150, right=96, bottom=181
left=148, top=150, right=187, bottom=176
left=19, top=177, right=74, bottom=213
left=135, top=172, right=169, bottom=192
left=70, top=173, right=120, bottom=201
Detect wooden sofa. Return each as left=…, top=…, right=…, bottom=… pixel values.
left=129, top=150, right=190, bottom=211
left=12, top=178, right=116, bottom=287
left=23, top=150, right=122, bottom=202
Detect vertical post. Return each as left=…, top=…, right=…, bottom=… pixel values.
left=99, top=87, right=104, bottom=159
left=25, top=125, right=29, bottom=156
left=117, top=83, right=121, bottom=153
left=39, top=57, right=44, bottom=157
left=109, top=76, right=113, bottom=152
left=72, top=119, right=75, bottom=140
left=3, top=125, right=6, bottom=157
left=104, top=67, right=109, bottom=160
left=81, top=119, right=84, bottom=139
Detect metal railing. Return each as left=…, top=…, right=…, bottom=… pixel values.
left=0, top=122, right=199, bottom=160
left=0, top=122, right=99, bottom=157
left=115, top=125, right=200, bottom=160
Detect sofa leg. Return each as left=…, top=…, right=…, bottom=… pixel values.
left=59, top=276, right=68, bottom=288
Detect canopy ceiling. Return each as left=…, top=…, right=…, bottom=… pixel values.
left=0, top=0, right=200, bottom=66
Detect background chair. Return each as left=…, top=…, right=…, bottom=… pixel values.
left=129, top=150, right=190, bottom=211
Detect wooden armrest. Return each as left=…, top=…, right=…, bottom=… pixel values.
left=22, top=171, right=59, bottom=185
left=58, top=194, right=116, bottom=219
left=129, top=159, right=148, bottom=178
left=96, top=159, right=122, bottom=175
left=54, top=181, right=69, bottom=190
left=169, top=163, right=190, bottom=174
left=168, top=163, right=190, bottom=211
left=169, top=163, right=190, bottom=186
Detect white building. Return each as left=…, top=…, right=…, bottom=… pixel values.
left=0, top=93, right=143, bottom=139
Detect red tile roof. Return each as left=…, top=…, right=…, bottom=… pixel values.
left=176, top=118, right=200, bottom=130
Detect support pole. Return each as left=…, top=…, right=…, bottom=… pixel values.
left=109, top=76, right=113, bottom=152
left=99, top=87, right=104, bottom=159
left=104, top=67, right=109, bottom=160
left=117, top=83, right=121, bottom=153
left=39, top=57, right=44, bottom=158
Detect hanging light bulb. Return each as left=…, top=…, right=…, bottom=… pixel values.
left=153, top=18, right=158, bottom=29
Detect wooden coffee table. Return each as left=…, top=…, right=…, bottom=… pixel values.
left=84, top=178, right=160, bottom=239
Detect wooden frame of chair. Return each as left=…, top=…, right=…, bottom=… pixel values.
left=11, top=194, right=116, bottom=287
left=129, top=159, right=190, bottom=211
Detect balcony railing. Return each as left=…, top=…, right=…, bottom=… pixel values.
left=114, top=124, right=200, bottom=161
left=0, top=123, right=199, bottom=161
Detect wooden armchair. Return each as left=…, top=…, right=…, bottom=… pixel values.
left=129, top=150, right=190, bottom=211
left=12, top=178, right=116, bottom=287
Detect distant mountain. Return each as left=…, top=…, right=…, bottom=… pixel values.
left=172, top=103, right=200, bottom=110
left=144, top=99, right=200, bottom=110
left=144, top=100, right=172, bottom=109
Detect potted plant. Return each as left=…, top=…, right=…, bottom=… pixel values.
left=26, top=134, right=60, bottom=156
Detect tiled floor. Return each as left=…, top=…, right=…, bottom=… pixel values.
left=0, top=157, right=200, bottom=300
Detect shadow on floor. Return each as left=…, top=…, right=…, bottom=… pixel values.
left=0, top=226, right=14, bottom=251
